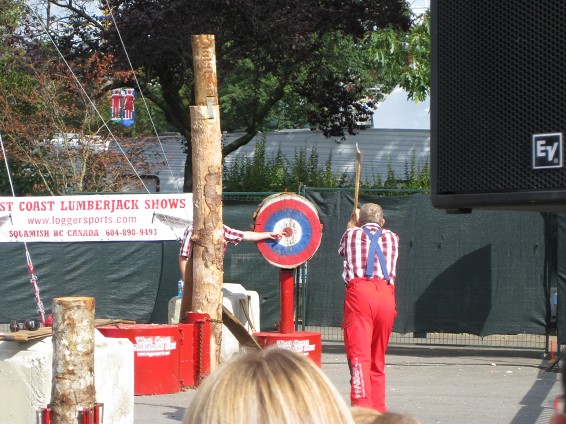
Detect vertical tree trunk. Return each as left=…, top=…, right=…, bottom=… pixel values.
left=190, top=34, right=224, bottom=369
left=50, top=297, right=96, bottom=423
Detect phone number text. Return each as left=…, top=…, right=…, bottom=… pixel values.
left=105, top=228, right=158, bottom=237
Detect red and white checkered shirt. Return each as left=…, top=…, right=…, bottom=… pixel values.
left=179, top=225, right=245, bottom=257
left=338, top=223, right=399, bottom=285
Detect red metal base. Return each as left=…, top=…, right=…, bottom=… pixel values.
left=254, top=331, right=322, bottom=366
left=97, top=323, right=195, bottom=395
left=42, top=404, right=104, bottom=424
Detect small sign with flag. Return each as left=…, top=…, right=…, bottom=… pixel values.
left=110, top=88, right=135, bottom=127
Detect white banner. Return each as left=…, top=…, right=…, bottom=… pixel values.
left=0, top=194, right=193, bottom=242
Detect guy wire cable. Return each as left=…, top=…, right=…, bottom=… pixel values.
left=26, top=5, right=151, bottom=194
left=102, top=0, right=195, bottom=237
left=102, top=0, right=186, bottom=197
left=29, top=4, right=192, bottom=235
left=0, top=130, right=46, bottom=324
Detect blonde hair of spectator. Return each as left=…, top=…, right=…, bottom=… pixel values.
left=374, top=412, right=421, bottom=424
left=351, top=408, right=420, bottom=424
left=351, top=406, right=382, bottom=423
left=183, top=347, right=356, bottom=424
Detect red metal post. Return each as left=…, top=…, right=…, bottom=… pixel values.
left=95, top=403, right=104, bottom=423
left=178, top=323, right=195, bottom=387
left=186, top=312, right=211, bottom=385
left=41, top=408, right=51, bottom=424
left=80, top=408, right=93, bottom=424
left=279, top=268, right=295, bottom=333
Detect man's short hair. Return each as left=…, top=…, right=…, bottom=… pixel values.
left=359, top=203, right=383, bottom=226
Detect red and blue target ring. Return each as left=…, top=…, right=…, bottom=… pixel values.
left=254, top=194, right=323, bottom=269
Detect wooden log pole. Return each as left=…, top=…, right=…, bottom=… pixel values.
left=190, top=34, right=224, bottom=369
left=50, top=296, right=96, bottom=423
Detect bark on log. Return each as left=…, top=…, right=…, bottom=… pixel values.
left=50, top=297, right=96, bottom=423
left=190, top=34, right=224, bottom=369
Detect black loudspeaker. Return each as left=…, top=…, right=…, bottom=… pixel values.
left=431, top=0, right=566, bottom=212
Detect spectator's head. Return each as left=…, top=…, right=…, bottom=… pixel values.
left=350, top=408, right=420, bottom=424
left=373, top=411, right=421, bottom=424
left=183, top=347, right=355, bottom=424
left=351, top=406, right=382, bottom=423
left=359, top=203, right=384, bottom=226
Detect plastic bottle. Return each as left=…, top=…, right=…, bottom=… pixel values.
left=177, top=279, right=184, bottom=297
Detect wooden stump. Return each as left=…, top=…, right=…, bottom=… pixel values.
left=50, top=297, right=96, bottom=423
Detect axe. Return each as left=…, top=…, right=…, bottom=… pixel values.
left=353, top=143, right=362, bottom=211
left=222, top=305, right=262, bottom=351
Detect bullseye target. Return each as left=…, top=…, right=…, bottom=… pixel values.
left=254, top=193, right=323, bottom=269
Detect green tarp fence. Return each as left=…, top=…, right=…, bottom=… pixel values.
left=301, top=190, right=548, bottom=337
left=0, top=190, right=561, bottom=342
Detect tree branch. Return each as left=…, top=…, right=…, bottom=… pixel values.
left=49, top=0, right=104, bottom=31
left=221, top=79, right=287, bottom=157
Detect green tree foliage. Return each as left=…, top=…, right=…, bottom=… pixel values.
left=0, top=159, right=36, bottom=196
left=0, top=7, right=155, bottom=195
left=0, top=0, right=54, bottom=194
left=368, top=10, right=430, bottom=102
left=12, top=1, right=431, bottom=194
left=45, top=0, right=413, bottom=190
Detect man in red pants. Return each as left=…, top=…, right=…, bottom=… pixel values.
left=338, top=203, right=399, bottom=412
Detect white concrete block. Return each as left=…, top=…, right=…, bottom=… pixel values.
left=168, top=295, right=182, bottom=324
left=0, top=338, right=52, bottom=424
left=94, top=330, right=135, bottom=423
left=221, top=291, right=249, bottom=359
left=222, top=283, right=261, bottom=333
left=0, top=330, right=134, bottom=424
left=221, top=283, right=261, bottom=360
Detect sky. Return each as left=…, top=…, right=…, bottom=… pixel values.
left=31, top=0, right=430, bottom=19
left=409, top=0, right=430, bottom=14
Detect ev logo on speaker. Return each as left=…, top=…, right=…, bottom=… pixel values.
left=532, top=133, right=563, bottom=169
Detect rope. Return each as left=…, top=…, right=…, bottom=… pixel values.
left=0, top=130, right=46, bottom=324
left=238, top=298, right=257, bottom=333
left=25, top=250, right=46, bottom=325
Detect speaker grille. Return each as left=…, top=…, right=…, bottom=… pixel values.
left=433, top=0, right=566, bottom=195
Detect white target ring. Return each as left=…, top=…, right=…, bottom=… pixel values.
left=272, top=218, right=303, bottom=248
left=254, top=193, right=323, bottom=268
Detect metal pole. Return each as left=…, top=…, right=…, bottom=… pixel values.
left=279, top=268, right=295, bottom=333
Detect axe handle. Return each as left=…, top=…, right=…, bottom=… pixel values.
left=353, top=144, right=362, bottom=211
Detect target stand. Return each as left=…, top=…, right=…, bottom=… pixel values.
left=252, top=193, right=323, bottom=365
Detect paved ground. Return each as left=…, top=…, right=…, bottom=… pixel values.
left=134, top=342, right=563, bottom=424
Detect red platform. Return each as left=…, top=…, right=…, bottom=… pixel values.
left=254, top=331, right=322, bottom=366
left=97, top=323, right=195, bottom=395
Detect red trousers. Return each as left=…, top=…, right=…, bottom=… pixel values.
left=342, top=277, right=396, bottom=412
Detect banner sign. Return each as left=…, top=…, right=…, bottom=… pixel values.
left=0, top=194, right=193, bottom=243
